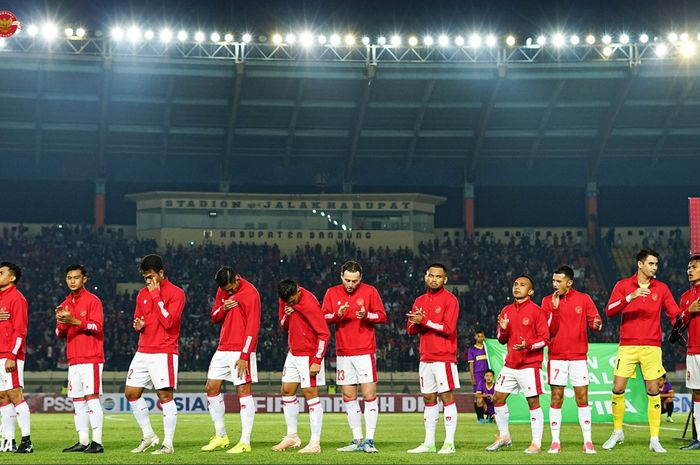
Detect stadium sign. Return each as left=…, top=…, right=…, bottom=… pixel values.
left=164, top=199, right=413, bottom=211
left=485, top=340, right=648, bottom=423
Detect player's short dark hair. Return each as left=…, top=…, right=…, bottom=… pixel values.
left=474, top=329, right=485, bottom=335
left=485, top=369, right=495, bottom=376
left=426, top=262, right=448, bottom=274
left=0, top=261, right=21, bottom=283
left=341, top=260, right=362, bottom=275
left=140, top=254, right=164, bottom=273
left=636, top=248, right=659, bottom=263
left=215, top=266, right=237, bottom=288
left=277, top=279, right=299, bottom=302
left=689, top=254, right=700, bottom=264
left=515, top=275, right=535, bottom=288
left=554, top=265, right=574, bottom=281
left=65, top=264, right=87, bottom=276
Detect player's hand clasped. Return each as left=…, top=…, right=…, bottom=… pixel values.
left=337, top=301, right=350, bottom=317
left=407, top=306, right=424, bottom=324
left=133, top=315, right=145, bottom=331
left=5, top=359, right=16, bottom=373
left=284, top=305, right=295, bottom=316
left=0, top=308, right=9, bottom=322
left=688, top=297, right=700, bottom=314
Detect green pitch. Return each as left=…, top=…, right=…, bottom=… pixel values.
left=0, top=413, right=697, bottom=464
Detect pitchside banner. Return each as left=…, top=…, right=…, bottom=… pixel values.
left=690, top=197, right=700, bottom=255
left=485, top=340, right=647, bottom=423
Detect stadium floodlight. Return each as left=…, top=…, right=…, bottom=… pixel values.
left=329, top=33, right=340, bottom=45
left=408, top=36, right=418, bottom=47
left=377, top=36, right=386, bottom=46
left=272, top=33, right=283, bottom=44
left=242, top=33, right=252, bottom=43
left=159, top=28, right=173, bottom=43
left=506, top=35, right=516, bottom=46
left=361, top=36, right=370, bottom=45
left=300, top=31, right=314, bottom=47
left=341, top=224, right=348, bottom=231
left=438, top=34, right=450, bottom=47
left=127, top=26, right=141, bottom=42
left=177, top=30, right=187, bottom=42
left=300, top=31, right=314, bottom=46
left=536, top=35, right=546, bottom=46
left=602, top=34, right=612, bottom=45
left=144, top=29, right=154, bottom=40
left=570, top=34, right=580, bottom=45
left=110, top=27, right=124, bottom=41
left=27, top=24, right=39, bottom=37
left=469, top=33, right=482, bottom=48
left=391, top=34, right=401, bottom=46
left=681, top=42, right=695, bottom=57
left=680, top=32, right=690, bottom=42
left=318, top=34, right=327, bottom=45
left=320, top=211, right=325, bottom=216
left=655, top=43, right=668, bottom=57
left=639, top=33, right=649, bottom=44
left=668, top=32, right=679, bottom=43
left=454, top=35, right=465, bottom=46
left=585, top=34, right=595, bottom=45
left=210, top=32, right=220, bottom=42
left=344, top=34, right=355, bottom=46
left=223, top=33, right=233, bottom=43
left=285, top=33, right=296, bottom=44
left=42, top=23, right=58, bottom=40
left=194, top=31, right=204, bottom=42
left=603, top=46, right=613, bottom=57
left=64, top=27, right=74, bottom=37
left=619, top=33, right=629, bottom=44
left=552, top=33, right=565, bottom=47
left=485, top=34, right=497, bottom=47
left=423, top=35, right=434, bottom=46
left=75, top=27, right=86, bottom=38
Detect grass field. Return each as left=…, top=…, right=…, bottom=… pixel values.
left=0, top=413, right=697, bottom=464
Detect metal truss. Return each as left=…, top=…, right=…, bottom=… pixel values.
left=0, top=35, right=689, bottom=65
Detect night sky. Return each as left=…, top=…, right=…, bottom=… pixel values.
left=6, top=0, right=700, bottom=39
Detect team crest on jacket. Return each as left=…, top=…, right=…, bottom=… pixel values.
left=434, top=306, right=442, bottom=314
left=652, top=294, right=658, bottom=301
left=575, top=306, right=582, bottom=314
left=357, top=298, right=364, bottom=306
left=522, top=317, right=530, bottom=325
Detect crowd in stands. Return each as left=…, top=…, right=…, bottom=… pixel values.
left=0, top=223, right=691, bottom=388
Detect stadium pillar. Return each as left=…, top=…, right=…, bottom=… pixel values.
left=586, top=181, right=598, bottom=246
left=94, top=178, right=106, bottom=230
left=463, top=182, right=475, bottom=237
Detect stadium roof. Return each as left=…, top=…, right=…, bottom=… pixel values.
left=1, top=33, right=700, bottom=193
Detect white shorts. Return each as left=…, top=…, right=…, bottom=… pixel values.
left=68, top=363, right=103, bottom=398
left=282, top=352, right=326, bottom=389
left=0, top=358, right=23, bottom=390
left=495, top=366, right=543, bottom=397
left=548, top=359, right=589, bottom=387
left=419, top=361, right=460, bottom=394
left=126, top=352, right=179, bottom=390
left=336, top=354, right=377, bottom=386
left=207, top=351, right=258, bottom=385
left=687, top=354, right=700, bottom=390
